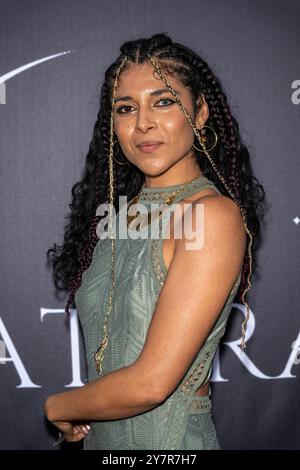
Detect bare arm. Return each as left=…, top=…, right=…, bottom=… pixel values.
left=133, top=194, right=246, bottom=397
left=45, top=194, right=246, bottom=422
left=44, top=363, right=164, bottom=422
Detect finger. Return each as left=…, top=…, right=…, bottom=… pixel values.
left=65, top=432, right=85, bottom=442
left=77, top=422, right=91, bottom=429
left=65, top=424, right=91, bottom=442
left=79, top=425, right=90, bottom=435
left=73, top=426, right=82, bottom=434
left=73, top=425, right=90, bottom=436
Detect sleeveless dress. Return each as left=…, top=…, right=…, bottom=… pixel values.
left=74, top=175, right=242, bottom=450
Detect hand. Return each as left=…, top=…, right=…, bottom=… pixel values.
left=44, top=394, right=91, bottom=443
left=52, top=420, right=91, bottom=443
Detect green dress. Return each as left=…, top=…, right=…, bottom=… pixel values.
left=74, top=175, right=242, bottom=450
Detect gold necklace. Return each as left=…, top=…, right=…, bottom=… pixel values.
left=127, top=174, right=204, bottom=228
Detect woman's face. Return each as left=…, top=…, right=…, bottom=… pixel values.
left=113, top=62, right=208, bottom=179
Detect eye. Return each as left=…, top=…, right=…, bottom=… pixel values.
left=155, top=97, right=176, bottom=107
left=115, top=105, right=134, bottom=114
left=115, top=96, right=175, bottom=114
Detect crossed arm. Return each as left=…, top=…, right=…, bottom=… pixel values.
left=44, top=194, right=246, bottom=424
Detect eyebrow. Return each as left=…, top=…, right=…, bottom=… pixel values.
left=114, top=88, right=180, bottom=104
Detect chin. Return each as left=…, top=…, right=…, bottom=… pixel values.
left=139, top=161, right=169, bottom=176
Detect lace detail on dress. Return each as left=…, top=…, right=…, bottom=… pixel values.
left=181, top=356, right=210, bottom=393
left=139, top=190, right=180, bottom=203
left=229, top=272, right=242, bottom=296
left=180, top=336, right=219, bottom=394
left=189, top=396, right=212, bottom=413
left=150, top=238, right=165, bottom=287
left=203, top=427, right=221, bottom=450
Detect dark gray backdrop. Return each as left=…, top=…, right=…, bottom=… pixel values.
left=0, top=0, right=299, bottom=450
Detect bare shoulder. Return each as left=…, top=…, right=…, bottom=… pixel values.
left=174, top=192, right=247, bottom=280
left=179, top=190, right=245, bottom=228
left=194, top=192, right=246, bottom=235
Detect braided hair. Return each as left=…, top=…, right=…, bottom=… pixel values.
left=47, top=33, right=265, bottom=346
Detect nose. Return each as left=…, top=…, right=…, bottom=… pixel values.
left=135, top=106, right=157, bottom=132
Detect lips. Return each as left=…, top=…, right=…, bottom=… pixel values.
left=137, top=141, right=163, bottom=147
left=137, top=143, right=163, bottom=153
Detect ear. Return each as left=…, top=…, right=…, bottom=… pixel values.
left=195, top=94, right=209, bottom=130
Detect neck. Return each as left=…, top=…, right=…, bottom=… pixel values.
left=143, top=171, right=204, bottom=190
left=140, top=174, right=206, bottom=195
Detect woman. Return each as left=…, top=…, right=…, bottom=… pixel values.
left=44, top=33, right=265, bottom=450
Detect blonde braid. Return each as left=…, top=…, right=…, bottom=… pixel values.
left=94, top=55, right=129, bottom=375
left=147, top=53, right=252, bottom=351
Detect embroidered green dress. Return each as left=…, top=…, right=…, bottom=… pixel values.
left=74, top=175, right=242, bottom=450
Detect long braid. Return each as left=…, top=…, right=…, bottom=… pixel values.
left=189, top=57, right=256, bottom=295
left=146, top=53, right=253, bottom=350
left=93, top=56, right=129, bottom=374
left=187, top=55, right=242, bottom=195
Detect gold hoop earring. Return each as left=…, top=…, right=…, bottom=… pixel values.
left=192, top=125, right=218, bottom=153
left=112, top=139, right=130, bottom=165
